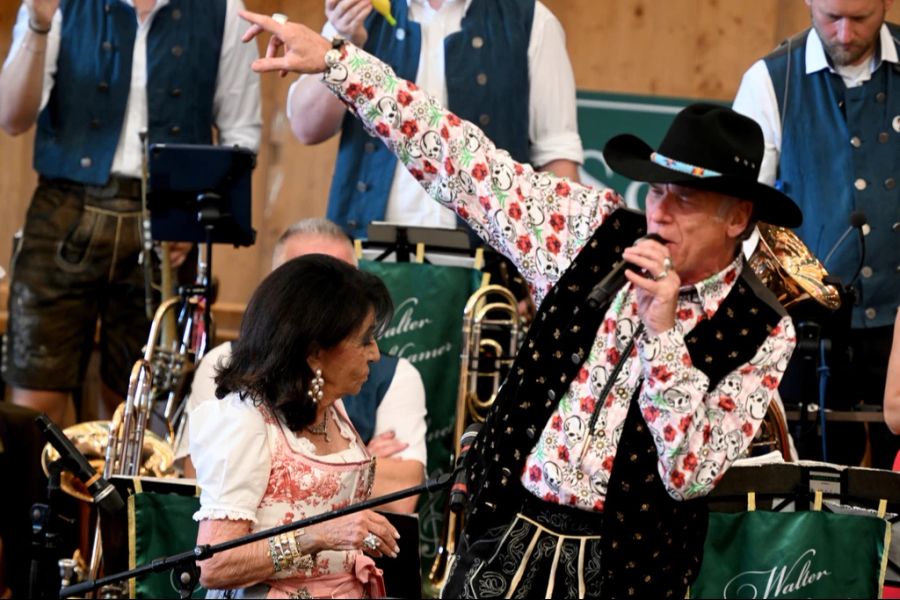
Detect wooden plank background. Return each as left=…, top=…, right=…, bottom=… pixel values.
left=2, top=0, right=899, bottom=308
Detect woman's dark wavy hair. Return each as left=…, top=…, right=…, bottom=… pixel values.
left=214, top=254, right=393, bottom=431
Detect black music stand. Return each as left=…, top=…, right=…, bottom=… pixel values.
left=365, top=222, right=472, bottom=263
left=147, top=143, right=256, bottom=335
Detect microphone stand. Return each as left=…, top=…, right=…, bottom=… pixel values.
left=60, top=470, right=458, bottom=599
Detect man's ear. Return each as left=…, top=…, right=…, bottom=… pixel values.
left=726, top=200, right=754, bottom=239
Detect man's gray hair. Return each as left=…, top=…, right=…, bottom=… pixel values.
left=272, top=217, right=353, bottom=265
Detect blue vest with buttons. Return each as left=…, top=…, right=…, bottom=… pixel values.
left=33, top=0, right=226, bottom=186
left=341, top=354, right=399, bottom=444
left=327, top=0, right=534, bottom=239
left=764, top=25, right=900, bottom=328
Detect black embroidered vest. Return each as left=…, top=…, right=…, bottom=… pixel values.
left=462, top=208, right=787, bottom=597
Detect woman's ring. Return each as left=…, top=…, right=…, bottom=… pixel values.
left=363, top=532, right=379, bottom=550
left=271, top=12, right=288, bottom=25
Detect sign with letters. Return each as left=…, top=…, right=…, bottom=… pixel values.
left=690, top=510, right=890, bottom=598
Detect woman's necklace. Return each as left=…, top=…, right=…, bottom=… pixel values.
left=306, top=407, right=331, bottom=442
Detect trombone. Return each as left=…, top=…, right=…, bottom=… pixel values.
left=428, top=284, right=524, bottom=590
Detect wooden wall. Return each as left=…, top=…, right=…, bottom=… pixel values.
left=2, top=0, right=899, bottom=308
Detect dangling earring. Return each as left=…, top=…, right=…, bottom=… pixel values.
left=307, top=369, right=325, bottom=404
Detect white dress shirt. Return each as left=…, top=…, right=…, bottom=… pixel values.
left=287, top=0, right=583, bottom=229
left=5, top=0, right=262, bottom=178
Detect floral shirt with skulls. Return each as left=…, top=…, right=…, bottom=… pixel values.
left=321, top=44, right=797, bottom=507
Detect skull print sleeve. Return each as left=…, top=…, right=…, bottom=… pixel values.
left=321, top=43, right=622, bottom=306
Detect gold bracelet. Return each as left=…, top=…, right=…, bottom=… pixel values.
left=267, top=536, right=284, bottom=573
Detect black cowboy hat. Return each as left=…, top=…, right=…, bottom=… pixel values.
left=603, top=102, right=802, bottom=228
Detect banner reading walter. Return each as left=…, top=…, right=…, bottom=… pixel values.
left=359, top=259, right=481, bottom=564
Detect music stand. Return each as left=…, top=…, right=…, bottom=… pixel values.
left=364, top=222, right=472, bottom=265
left=147, top=143, right=256, bottom=334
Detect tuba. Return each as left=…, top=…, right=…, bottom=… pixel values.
left=428, top=284, right=524, bottom=590
left=745, top=223, right=842, bottom=461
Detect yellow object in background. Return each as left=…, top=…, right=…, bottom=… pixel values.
left=371, top=0, right=397, bottom=26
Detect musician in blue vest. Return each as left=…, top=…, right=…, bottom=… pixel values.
left=239, top=13, right=801, bottom=596
left=286, top=0, right=583, bottom=241
left=733, top=0, right=900, bottom=469
left=178, top=217, right=428, bottom=514
left=0, top=0, right=261, bottom=427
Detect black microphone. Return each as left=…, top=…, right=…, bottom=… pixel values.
left=35, top=415, right=125, bottom=514
left=822, top=210, right=867, bottom=269
left=448, top=423, right=482, bottom=514
left=586, top=233, right=667, bottom=310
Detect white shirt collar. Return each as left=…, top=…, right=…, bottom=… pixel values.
left=806, top=23, right=899, bottom=75
left=407, top=0, right=472, bottom=11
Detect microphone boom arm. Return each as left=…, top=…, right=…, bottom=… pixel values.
left=60, top=467, right=460, bottom=599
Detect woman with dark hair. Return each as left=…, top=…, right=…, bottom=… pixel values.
left=189, top=254, right=401, bottom=599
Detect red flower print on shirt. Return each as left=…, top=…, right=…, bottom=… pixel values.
left=555, top=181, right=571, bottom=197
left=458, top=206, right=469, bottom=219
left=593, top=499, right=605, bottom=512
left=557, top=445, right=570, bottom=461
left=603, top=318, right=616, bottom=334
left=472, top=163, right=488, bottom=181
left=544, top=492, right=560, bottom=503
left=362, top=86, right=375, bottom=100
left=602, top=455, right=615, bottom=472
left=346, top=83, right=362, bottom=99
left=681, top=352, right=693, bottom=367
left=676, top=308, right=694, bottom=321
left=678, top=415, right=693, bottom=432
left=396, top=89, right=412, bottom=106
left=440, top=125, right=450, bottom=139
left=444, top=157, right=455, bottom=175
left=478, top=196, right=492, bottom=211
left=423, top=160, right=437, bottom=174
left=446, top=113, right=461, bottom=126
left=718, top=396, right=736, bottom=411
left=742, top=421, right=754, bottom=437
left=409, top=168, right=424, bottom=181
left=761, top=375, right=779, bottom=390
left=546, top=235, right=561, bottom=254
left=580, top=396, right=596, bottom=413
left=606, top=347, right=621, bottom=364
left=516, top=235, right=532, bottom=253
left=724, top=269, right=737, bottom=285
left=663, top=424, right=676, bottom=442
left=683, top=452, right=698, bottom=472
left=374, top=122, right=390, bottom=138
left=576, top=368, right=589, bottom=383
left=551, top=415, right=563, bottom=430
left=671, top=470, right=685, bottom=488
left=529, top=464, right=542, bottom=482
left=549, top=213, right=565, bottom=232
left=406, top=81, right=418, bottom=92
left=508, top=203, right=522, bottom=220
left=642, top=405, right=661, bottom=423
left=400, top=120, right=418, bottom=138
left=703, top=424, right=712, bottom=443
left=651, top=364, right=674, bottom=384
left=514, top=163, right=524, bottom=175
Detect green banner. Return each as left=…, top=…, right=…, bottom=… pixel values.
left=691, top=510, right=890, bottom=599
left=577, top=91, right=712, bottom=210
left=129, top=492, right=205, bottom=599
left=359, top=260, right=481, bottom=566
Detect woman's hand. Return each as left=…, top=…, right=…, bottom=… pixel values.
left=240, top=10, right=332, bottom=76
left=308, top=509, right=400, bottom=558
left=25, top=0, right=59, bottom=30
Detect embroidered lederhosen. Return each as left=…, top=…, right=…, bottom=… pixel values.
left=444, top=208, right=787, bottom=599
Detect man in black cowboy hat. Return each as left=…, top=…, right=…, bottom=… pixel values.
left=238, top=14, right=799, bottom=598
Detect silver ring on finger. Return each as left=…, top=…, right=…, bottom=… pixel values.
left=271, top=12, right=288, bottom=24
left=363, top=532, right=379, bottom=550
left=654, top=257, right=672, bottom=281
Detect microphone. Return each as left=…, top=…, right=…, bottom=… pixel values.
left=35, top=415, right=125, bottom=514
left=822, top=210, right=867, bottom=269
left=586, top=233, right=666, bottom=310
left=448, top=423, right=482, bottom=514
